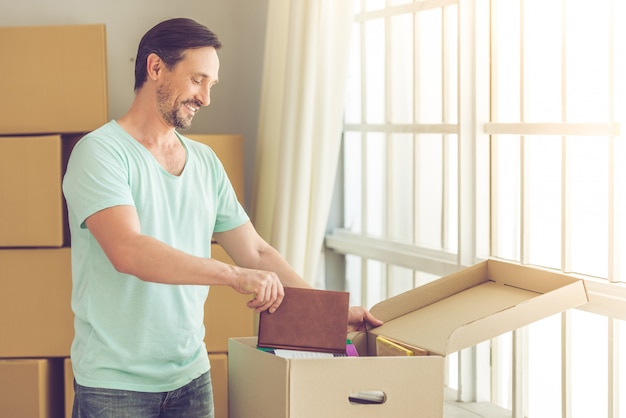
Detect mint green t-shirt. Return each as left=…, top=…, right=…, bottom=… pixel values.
left=62, top=120, right=249, bottom=392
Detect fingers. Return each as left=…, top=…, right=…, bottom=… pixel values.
left=363, top=309, right=384, bottom=327
left=243, top=271, right=284, bottom=314
left=347, top=306, right=384, bottom=332
left=247, top=288, right=283, bottom=313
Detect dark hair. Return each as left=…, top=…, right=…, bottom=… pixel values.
left=134, top=18, right=222, bottom=91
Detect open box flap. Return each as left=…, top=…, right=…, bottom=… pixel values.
left=368, top=261, right=489, bottom=323
left=366, top=259, right=589, bottom=356
left=485, top=259, right=589, bottom=293
left=445, top=279, right=588, bottom=353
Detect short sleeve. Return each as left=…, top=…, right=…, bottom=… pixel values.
left=63, top=136, right=135, bottom=229
left=209, top=152, right=250, bottom=233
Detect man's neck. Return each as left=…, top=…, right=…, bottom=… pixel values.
left=117, top=101, right=176, bottom=148
left=116, top=101, right=187, bottom=176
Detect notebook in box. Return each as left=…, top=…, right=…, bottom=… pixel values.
left=257, top=287, right=350, bottom=354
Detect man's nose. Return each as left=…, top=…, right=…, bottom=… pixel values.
left=197, top=85, right=211, bottom=107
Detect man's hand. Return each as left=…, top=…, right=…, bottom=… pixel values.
left=232, top=268, right=285, bottom=314
left=348, top=306, right=384, bottom=332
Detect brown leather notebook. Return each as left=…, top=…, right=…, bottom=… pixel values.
left=257, top=287, right=350, bottom=354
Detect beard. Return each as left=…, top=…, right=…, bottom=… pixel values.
left=156, top=84, right=199, bottom=130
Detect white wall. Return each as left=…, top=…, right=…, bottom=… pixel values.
left=0, top=0, right=269, bottom=209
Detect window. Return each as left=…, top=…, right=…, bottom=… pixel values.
left=329, top=0, right=476, bottom=310
left=488, top=0, right=625, bottom=280
left=326, top=0, right=626, bottom=415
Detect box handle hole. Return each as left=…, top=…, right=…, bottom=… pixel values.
left=348, top=390, right=387, bottom=405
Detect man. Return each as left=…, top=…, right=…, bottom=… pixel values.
left=63, top=17, right=382, bottom=417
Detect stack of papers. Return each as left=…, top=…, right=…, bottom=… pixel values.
left=273, top=349, right=335, bottom=359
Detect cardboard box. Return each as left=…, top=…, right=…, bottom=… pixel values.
left=0, top=358, right=64, bottom=418
left=0, top=135, right=64, bottom=247
left=0, top=248, right=73, bottom=357
left=209, top=354, right=229, bottom=418
left=205, top=244, right=257, bottom=353
left=63, top=358, right=73, bottom=418
left=0, top=24, right=108, bottom=135
left=228, top=259, right=589, bottom=418
left=186, top=134, right=244, bottom=202
left=60, top=133, right=86, bottom=246
left=0, top=133, right=82, bottom=247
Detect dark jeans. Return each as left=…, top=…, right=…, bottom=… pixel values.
left=72, top=371, right=214, bottom=418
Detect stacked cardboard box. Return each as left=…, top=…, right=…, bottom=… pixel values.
left=0, top=23, right=108, bottom=418
left=0, top=24, right=108, bottom=135
left=0, top=23, right=254, bottom=418
left=0, top=359, right=64, bottom=418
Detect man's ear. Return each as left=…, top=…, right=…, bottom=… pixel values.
left=146, top=53, right=163, bottom=81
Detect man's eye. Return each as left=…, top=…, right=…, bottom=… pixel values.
left=192, top=78, right=201, bottom=85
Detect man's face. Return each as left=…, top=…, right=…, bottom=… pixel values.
left=156, top=46, right=220, bottom=130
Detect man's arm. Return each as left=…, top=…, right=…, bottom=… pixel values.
left=213, top=221, right=312, bottom=289
left=214, top=222, right=384, bottom=329
left=84, top=205, right=284, bottom=313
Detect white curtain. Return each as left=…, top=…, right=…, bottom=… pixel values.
left=252, top=0, right=354, bottom=285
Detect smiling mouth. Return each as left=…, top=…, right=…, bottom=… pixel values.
left=184, top=103, right=199, bottom=114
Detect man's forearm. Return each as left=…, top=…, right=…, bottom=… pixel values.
left=107, top=233, right=238, bottom=286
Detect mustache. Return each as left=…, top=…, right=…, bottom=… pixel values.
left=184, top=99, right=203, bottom=108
